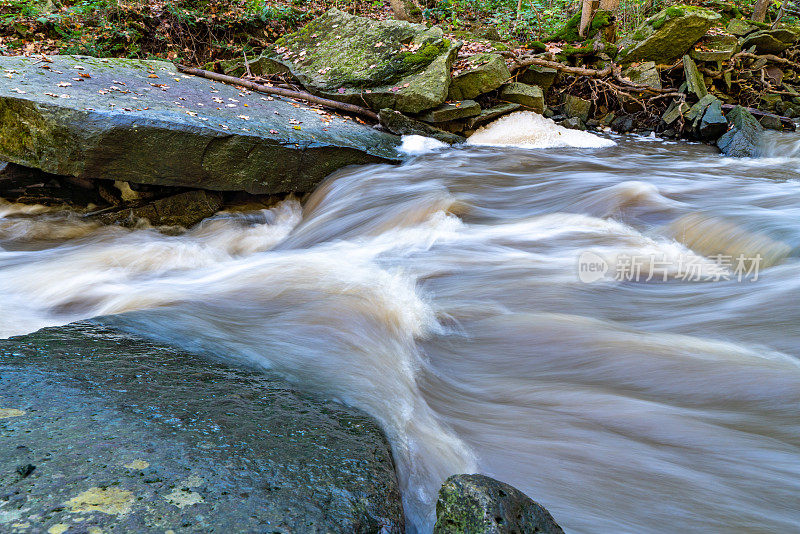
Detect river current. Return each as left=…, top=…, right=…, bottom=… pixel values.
left=1, top=114, right=799, bottom=533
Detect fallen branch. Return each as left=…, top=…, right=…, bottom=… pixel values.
left=732, top=51, right=800, bottom=68
left=511, top=55, right=676, bottom=94
left=176, top=65, right=379, bottom=121
left=511, top=55, right=613, bottom=77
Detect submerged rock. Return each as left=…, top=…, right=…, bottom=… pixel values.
left=0, top=322, right=404, bottom=533
left=96, top=190, right=223, bottom=228
left=269, top=9, right=459, bottom=113
left=0, top=55, right=400, bottom=195
left=717, top=105, right=763, bottom=158
left=433, top=474, right=563, bottom=534
left=617, top=5, right=721, bottom=64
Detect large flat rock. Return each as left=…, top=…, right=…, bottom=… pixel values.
left=0, top=322, right=404, bottom=533
left=269, top=9, right=459, bottom=114
left=0, top=55, right=401, bottom=195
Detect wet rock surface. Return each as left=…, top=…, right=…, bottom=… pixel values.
left=717, top=105, right=764, bottom=158
left=0, top=322, right=404, bottom=533
left=433, top=474, right=563, bottom=534
left=0, top=55, right=400, bottom=195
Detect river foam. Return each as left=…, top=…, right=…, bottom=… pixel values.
left=467, top=111, right=617, bottom=149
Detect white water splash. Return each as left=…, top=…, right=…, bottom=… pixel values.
left=467, top=111, right=616, bottom=149
left=398, top=135, right=450, bottom=155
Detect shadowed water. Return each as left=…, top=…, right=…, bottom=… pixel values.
left=2, top=122, right=800, bottom=533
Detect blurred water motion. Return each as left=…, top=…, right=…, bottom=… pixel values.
left=2, top=131, right=800, bottom=533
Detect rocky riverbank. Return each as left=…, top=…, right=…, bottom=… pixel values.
left=1, top=3, right=796, bottom=224
left=209, top=3, right=798, bottom=159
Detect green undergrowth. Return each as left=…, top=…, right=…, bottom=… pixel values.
left=0, top=0, right=375, bottom=63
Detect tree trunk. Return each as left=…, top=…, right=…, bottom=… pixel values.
left=599, top=0, right=619, bottom=9
left=752, top=0, right=770, bottom=22
left=579, top=0, right=600, bottom=38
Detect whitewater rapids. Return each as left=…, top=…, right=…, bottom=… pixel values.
left=1, top=116, right=800, bottom=533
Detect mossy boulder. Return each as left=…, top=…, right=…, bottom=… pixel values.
left=623, top=61, right=662, bottom=90
left=269, top=9, right=460, bottom=113
left=0, top=55, right=400, bottom=195
left=717, top=105, right=763, bottom=157
left=499, top=82, right=544, bottom=113
left=617, top=5, right=721, bottom=64
left=465, top=103, right=521, bottom=130
left=448, top=53, right=511, bottom=101
left=683, top=55, right=707, bottom=99
left=564, top=94, right=592, bottom=122
left=433, top=474, right=563, bottom=534
left=389, top=0, right=423, bottom=22
left=690, top=33, right=739, bottom=62
left=741, top=29, right=799, bottom=54
left=519, top=66, right=558, bottom=93
left=726, top=18, right=764, bottom=37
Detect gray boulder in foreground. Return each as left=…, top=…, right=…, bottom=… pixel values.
left=717, top=105, right=763, bottom=158
left=434, top=474, right=563, bottom=534
left=0, top=322, right=403, bottom=533
left=0, top=55, right=400, bottom=195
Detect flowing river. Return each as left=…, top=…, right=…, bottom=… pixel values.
left=1, top=115, right=799, bottom=533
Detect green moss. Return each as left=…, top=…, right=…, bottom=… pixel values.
left=546, top=9, right=612, bottom=43
left=556, top=43, right=595, bottom=61
left=633, top=29, right=646, bottom=40
left=665, top=6, right=685, bottom=17
left=528, top=40, right=547, bottom=52
left=650, top=15, right=667, bottom=30
left=401, top=39, right=449, bottom=67
left=547, top=11, right=581, bottom=42
left=591, top=10, right=612, bottom=32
